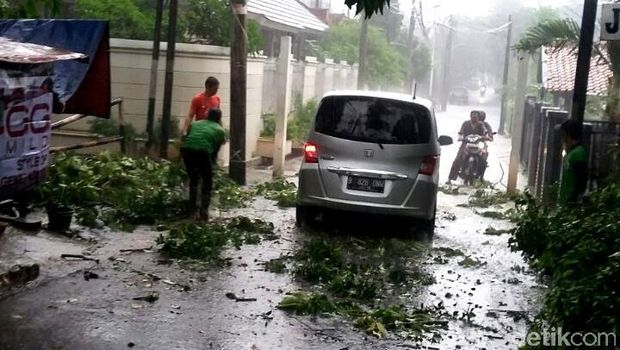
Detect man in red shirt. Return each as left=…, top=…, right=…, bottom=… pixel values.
left=181, top=76, right=221, bottom=137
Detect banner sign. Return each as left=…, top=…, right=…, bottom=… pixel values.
left=601, top=3, right=620, bottom=41
left=0, top=75, right=52, bottom=198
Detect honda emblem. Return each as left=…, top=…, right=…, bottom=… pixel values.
left=364, top=149, right=374, bottom=158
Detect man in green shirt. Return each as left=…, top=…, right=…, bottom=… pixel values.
left=558, top=120, right=588, bottom=206
left=181, top=108, right=226, bottom=221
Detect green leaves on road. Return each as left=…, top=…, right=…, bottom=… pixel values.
left=157, top=217, right=276, bottom=262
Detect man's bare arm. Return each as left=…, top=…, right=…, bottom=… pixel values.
left=181, top=107, right=194, bottom=137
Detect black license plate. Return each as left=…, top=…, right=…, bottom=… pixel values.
left=347, top=176, right=385, bottom=193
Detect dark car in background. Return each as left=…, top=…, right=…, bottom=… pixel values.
left=449, top=86, right=469, bottom=105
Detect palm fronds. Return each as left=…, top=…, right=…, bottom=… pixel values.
left=514, top=18, right=580, bottom=52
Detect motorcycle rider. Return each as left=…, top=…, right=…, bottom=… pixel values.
left=447, top=110, right=488, bottom=184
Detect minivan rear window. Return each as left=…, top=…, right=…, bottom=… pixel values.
left=314, top=96, right=432, bottom=144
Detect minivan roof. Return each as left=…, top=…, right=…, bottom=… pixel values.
left=323, top=90, right=433, bottom=110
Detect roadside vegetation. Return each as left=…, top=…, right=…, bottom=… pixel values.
left=510, top=173, right=620, bottom=348
left=35, top=152, right=297, bottom=231
left=271, top=236, right=447, bottom=340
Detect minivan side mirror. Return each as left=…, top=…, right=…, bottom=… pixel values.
left=438, top=135, right=453, bottom=146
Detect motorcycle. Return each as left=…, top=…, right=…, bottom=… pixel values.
left=479, top=85, right=486, bottom=97
left=458, top=134, right=488, bottom=186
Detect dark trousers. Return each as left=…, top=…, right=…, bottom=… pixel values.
left=181, top=148, right=213, bottom=212
left=449, top=144, right=467, bottom=181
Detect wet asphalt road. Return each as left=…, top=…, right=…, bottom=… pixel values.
left=0, top=96, right=542, bottom=350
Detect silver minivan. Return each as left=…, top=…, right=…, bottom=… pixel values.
left=296, top=91, right=453, bottom=233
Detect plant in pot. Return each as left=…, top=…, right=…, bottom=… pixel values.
left=38, top=171, right=100, bottom=233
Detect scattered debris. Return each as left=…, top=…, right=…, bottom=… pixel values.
left=83, top=271, right=99, bottom=281
left=263, top=256, right=288, bottom=273
left=441, top=212, right=457, bottom=221
left=0, top=264, right=40, bottom=286
left=130, top=269, right=161, bottom=281
left=133, top=292, right=159, bottom=303
left=468, top=189, right=515, bottom=208
left=484, top=226, right=512, bottom=236
left=254, top=178, right=297, bottom=207
left=127, top=342, right=135, bottom=348
left=458, top=256, right=484, bottom=268
left=225, top=292, right=257, bottom=302
left=439, top=185, right=462, bottom=196
left=120, top=246, right=153, bottom=253
left=476, top=210, right=508, bottom=220
left=434, top=247, right=465, bottom=258
left=504, top=278, right=522, bottom=285
left=61, top=254, right=99, bottom=264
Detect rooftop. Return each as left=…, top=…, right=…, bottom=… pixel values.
left=542, top=45, right=613, bottom=95
left=247, top=0, right=329, bottom=34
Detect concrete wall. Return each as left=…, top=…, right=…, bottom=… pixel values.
left=52, top=38, right=358, bottom=162
left=261, top=56, right=357, bottom=114
left=57, top=39, right=264, bottom=164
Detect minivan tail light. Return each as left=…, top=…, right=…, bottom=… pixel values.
left=304, top=142, right=319, bottom=163
left=419, top=155, right=438, bottom=176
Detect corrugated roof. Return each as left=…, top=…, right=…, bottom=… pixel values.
left=0, top=36, right=86, bottom=64
left=541, top=45, right=612, bottom=95
left=247, top=0, right=328, bottom=33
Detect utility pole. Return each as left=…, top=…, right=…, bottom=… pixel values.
left=146, top=0, right=164, bottom=155
left=507, top=53, right=529, bottom=194
left=571, top=0, right=598, bottom=126
left=498, top=15, right=512, bottom=135
left=230, top=0, right=248, bottom=185
left=428, top=22, right=437, bottom=98
left=358, top=13, right=368, bottom=89
left=440, top=17, right=455, bottom=111
left=407, top=0, right=417, bottom=93
left=159, top=0, right=177, bottom=159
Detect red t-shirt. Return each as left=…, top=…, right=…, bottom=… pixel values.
left=190, top=92, right=221, bottom=121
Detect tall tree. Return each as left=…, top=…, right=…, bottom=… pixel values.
left=184, top=0, right=263, bottom=54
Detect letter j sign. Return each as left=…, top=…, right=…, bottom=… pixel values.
left=602, top=3, right=620, bottom=40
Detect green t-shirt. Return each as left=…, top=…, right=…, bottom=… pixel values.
left=558, top=144, right=588, bottom=206
left=182, top=120, right=226, bottom=155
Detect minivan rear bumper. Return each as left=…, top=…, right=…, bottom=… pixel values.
left=298, top=182, right=437, bottom=220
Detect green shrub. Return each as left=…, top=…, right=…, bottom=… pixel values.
left=510, top=177, right=620, bottom=342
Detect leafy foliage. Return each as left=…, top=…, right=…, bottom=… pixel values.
left=468, top=189, right=519, bottom=208
left=514, top=18, right=580, bottom=53
left=260, top=96, right=317, bottom=142
left=510, top=177, right=620, bottom=341
left=36, top=152, right=188, bottom=231
left=277, top=292, right=336, bottom=315
left=185, top=0, right=263, bottom=54
left=287, top=96, right=318, bottom=142
left=157, top=216, right=275, bottom=262
left=0, top=0, right=61, bottom=17
left=75, top=0, right=161, bottom=40
left=318, top=20, right=409, bottom=89
left=277, top=292, right=442, bottom=339
left=344, top=0, right=391, bottom=19
left=254, top=178, right=297, bottom=208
